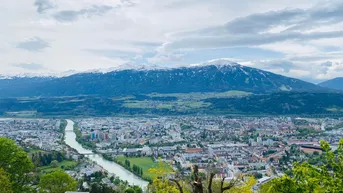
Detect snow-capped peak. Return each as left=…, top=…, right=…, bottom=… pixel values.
left=83, top=63, right=167, bottom=74
left=0, top=70, right=80, bottom=79
left=0, top=59, right=245, bottom=79
left=190, top=58, right=240, bottom=68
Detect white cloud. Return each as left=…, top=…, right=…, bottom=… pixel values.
left=0, top=0, right=342, bottom=82
left=258, top=41, right=319, bottom=56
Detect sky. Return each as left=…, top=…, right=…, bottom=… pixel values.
left=1, top=0, right=343, bottom=83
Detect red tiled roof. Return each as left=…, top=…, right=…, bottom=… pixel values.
left=185, top=148, right=203, bottom=153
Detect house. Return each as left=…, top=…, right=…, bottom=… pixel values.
left=185, top=148, right=202, bottom=153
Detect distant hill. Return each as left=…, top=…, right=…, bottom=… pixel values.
left=205, top=92, right=343, bottom=115
left=319, top=78, right=343, bottom=90
left=1, top=92, right=343, bottom=116
left=0, top=60, right=329, bottom=98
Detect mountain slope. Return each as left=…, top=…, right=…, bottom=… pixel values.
left=0, top=61, right=328, bottom=97
left=1, top=92, right=343, bottom=116
left=319, top=78, right=343, bottom=90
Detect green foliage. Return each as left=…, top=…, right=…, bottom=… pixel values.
left=31, top=151, right=65, bottom=167
left=263, top=150, right=277, bottom=157
left=39, top=160, right=78, bottom=174
left=50, top=160, right=59, bottom=168
left=261, top=139, right=343, bottom=193
left=115, top=156, right=163, bottom=180
left=90, top=183, right=117, bottom=193
left=149, top=159, right=256, bottom=193
left=206, top=92, right=343, bottom=115
left=2, top=92, right=343, bottom=116
left=132, top=185, right=143, bottom=193
left=0, top=168, right=13, bottom=193
left=59, top=119, right=67, bottom=133
left=74, top=124, right=97, bottom=149
left=254, top=173, right=263, bottom=179
left=125, top=188, right=135, bottom=193
left=325, top=122, right=343, bottom=131
left=296, top=128, right=319, bottom=138
left=148, top=158, right=181, bottom=193
left=39, top=170, right=77, bottom=193
left=0, top=137, right=34, bottom=192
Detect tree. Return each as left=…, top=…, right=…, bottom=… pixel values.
left=221, top=176, right=256, bottom=193
left=148, top=158, right=180, bottom=193
left=39, top=170, right=77, bottom=193
left=254, top=173, right=263, bottom=179
left=125, top=188, right=135, bottom=193
left=261, top=139, right=343, bottom=192
left=0, top=168, right=13, bottom=193
left=0, top=137, right=33, bottom=192
left=149, top=158, right=256, bottom=193
left=269, top=157, right=274, bottom=163
left=50, top=160, right=59, bottom=168
left=132, top=185, right=143, bottom=193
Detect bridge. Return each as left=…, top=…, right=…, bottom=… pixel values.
left=82, top=153, right=96, bottom=155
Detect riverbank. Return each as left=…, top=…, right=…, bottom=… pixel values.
left=72, top=123, right=96, bottom=150
left=102, top=154, right=155, bottom=182
left=64, top=119, right=149, bottom=187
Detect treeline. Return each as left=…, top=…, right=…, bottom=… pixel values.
left=132, top=164, right=143, bottom=177
left=122, top=160, right=143, bottom=177
left=123, top=160, right=143, bottom=177
left=2, top=92, right=343, bottom=116
left=134, top=94, right=178, bottom=101
left=31, top=151, right=65, bottom=167
left=73, top=123, right=96, bottom=150
left=205, top=92, right=343, bottom=115
left=59, top=119, right=67, bottom=133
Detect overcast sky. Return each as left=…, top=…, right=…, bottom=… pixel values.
left=1, top=0, right=343, bottom=82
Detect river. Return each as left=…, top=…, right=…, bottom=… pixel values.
left=64, top=119, right=149, bottom=187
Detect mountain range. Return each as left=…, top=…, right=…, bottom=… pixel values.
left=0, top=60, right=331, bottom=98
left=319, top=78, right=343, bottom=91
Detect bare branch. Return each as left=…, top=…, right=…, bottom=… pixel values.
left=169, top=179, right=184, bottom=193
left=221, top=178, right=240, bottom=192
left=207, top=172, right=215, bottom=193
left=192, top=165, right=203, bottom=193
left=220, top=177, right=225, bottom=192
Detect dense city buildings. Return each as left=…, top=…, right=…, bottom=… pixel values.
left=1, top=116, right=343, bottom=188
left=72, top=116, right=343, bottom=184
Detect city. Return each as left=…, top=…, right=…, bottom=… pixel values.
left=1, top=0, right=343, bottom=192
left=2, top=116, right=343, bottom=192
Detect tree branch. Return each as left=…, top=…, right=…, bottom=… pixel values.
left=221, top=178, right=240, bottom=193
left=208, top=172, right=215, bottom=193
left=169, top=179, right=184, bottom=193
left=192, top=165, right=203, bottom=193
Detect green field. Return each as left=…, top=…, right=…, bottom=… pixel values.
left=148, top=90, right=251, bottom=100
left=115, top=156, right=172, bottom=179
left=39, top=160, right=78, bottom=174
left=123, top=100, right=211, bottom=111
left=122, top=90, right=250, bottom=111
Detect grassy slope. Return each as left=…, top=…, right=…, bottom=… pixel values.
left=115, top=156, right=172, bottom=179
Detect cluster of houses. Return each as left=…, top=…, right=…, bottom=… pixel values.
left=73, top=116, right=343, bottom=182
left=0, top=118, right=64, bottom=151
